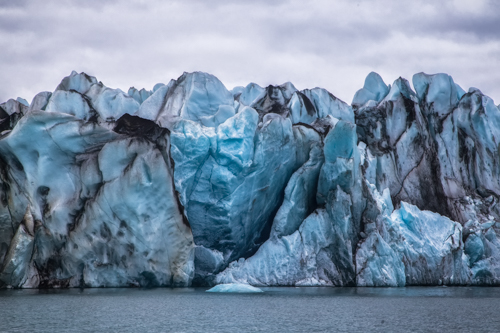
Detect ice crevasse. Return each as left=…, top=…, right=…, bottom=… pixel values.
left=0, top=70, right=499, bottom=288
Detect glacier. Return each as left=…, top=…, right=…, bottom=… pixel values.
left=0, top=69, right=500, bottom=289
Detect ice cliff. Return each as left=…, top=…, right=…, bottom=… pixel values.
left=1, top=70, right=499, bottom=288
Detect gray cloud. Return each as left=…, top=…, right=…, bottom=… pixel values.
left=0, top=0, right=28, bottom=8
left=0, top=0, right=499, bottom=105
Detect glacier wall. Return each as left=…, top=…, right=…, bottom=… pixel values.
left=0, top=70, right=499, bottom=288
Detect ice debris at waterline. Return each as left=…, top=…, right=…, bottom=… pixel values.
left=0, top=70, right=500, bottom=288
left=206, top=283, right=263, bottom=293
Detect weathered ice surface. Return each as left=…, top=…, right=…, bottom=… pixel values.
left=354, top=72, right=500, bottom=285
left=1, top=70, right=500, bottom=288
left=0, top=73, right=193, bottom=288
left=356, top=183, right=470, bottom=287
left=216, top=119, right=365, bottom=287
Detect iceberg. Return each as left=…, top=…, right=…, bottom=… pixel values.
left=206, top=283, right=263, bottom=293
left=0, top=70, right=499, bottom=288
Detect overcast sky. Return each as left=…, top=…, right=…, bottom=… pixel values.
left=1, top=0, right=499, bottom=105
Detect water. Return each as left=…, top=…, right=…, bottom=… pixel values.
left=1, top=287, right=500, bottom=332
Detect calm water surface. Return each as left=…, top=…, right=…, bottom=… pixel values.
left=1, top=287, right=500, bottom=332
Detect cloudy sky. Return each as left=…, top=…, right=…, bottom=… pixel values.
left=1, top=0, right=499, bottom=105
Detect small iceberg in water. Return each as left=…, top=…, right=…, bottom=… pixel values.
left=206, top=283, right=263, bottom=293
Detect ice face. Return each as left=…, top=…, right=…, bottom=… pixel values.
left=0, top=109, right=193, bottom=288
left=355, top=75, right=448, bottom=217
left=64, top=137, right=194, bottom=287
left=216, top=193, right=358, bottom=287
left=1, top=69, right=500, bottom=288
left=357, top=183, right=470, bottom=286
left=216, top=115, right=362, bottom=287
left=170, top=106, right=312, bottom=271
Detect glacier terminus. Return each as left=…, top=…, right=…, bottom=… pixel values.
left=1, top=70, right=500, bottom=288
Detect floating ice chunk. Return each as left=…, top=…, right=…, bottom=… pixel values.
left=206, top=283, right=263, bottom=293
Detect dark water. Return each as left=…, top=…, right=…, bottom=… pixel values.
left=1, top=287, right=500, bottom=332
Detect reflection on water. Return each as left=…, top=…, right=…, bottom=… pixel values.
left=1, top=287, right=500, bottom=332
